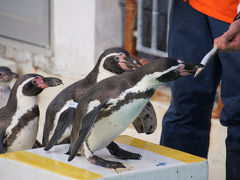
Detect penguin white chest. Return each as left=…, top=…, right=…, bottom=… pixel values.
left=7, top=117, right=39, bottom=152
left=87, top=98, right=149, bottom=151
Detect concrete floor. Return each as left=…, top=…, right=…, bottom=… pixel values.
left=36, top=71, right=226, bottom=180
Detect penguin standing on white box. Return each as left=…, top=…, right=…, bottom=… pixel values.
left=0, top=74, right=62, bottom=153
left=67, top=58, right=203, bottom=168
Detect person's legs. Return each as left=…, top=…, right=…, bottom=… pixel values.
left=160, top=0, right=221, bottom=158
left=207, top=15, right=240, bottom=179
left=220, top=56, right=240, bottom=179
left=208, top=16, right=240, bottom=179
left=225, top=127, right=240, bottom=180
left=216, top=37, right=240, bottom=180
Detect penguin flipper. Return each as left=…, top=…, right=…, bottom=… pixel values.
left=44, top=107, right=75, bottom=151
left=132, top=101, right=157, bottom=134
left=0, top=129, right=6, bottom=154
left=68, top=99, right=108, bottom=161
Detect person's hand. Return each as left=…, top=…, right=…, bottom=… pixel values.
left=214, top=19, right=240, bottom=51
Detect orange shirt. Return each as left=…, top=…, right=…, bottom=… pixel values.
left=183, top=0, right=239, bottom=23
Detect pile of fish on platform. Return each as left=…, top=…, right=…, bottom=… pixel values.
left=0, top=47, right=203, bottom=168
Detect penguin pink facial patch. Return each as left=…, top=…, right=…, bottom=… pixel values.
left=118, top=60, right=132, bottom=71
left=178, top=64, right=191, bottom=76
left=118, top=54, right=132, bottom=71
left=33, top=76, right=48, bottom=89
left=118, top=53, right=141, bottom=71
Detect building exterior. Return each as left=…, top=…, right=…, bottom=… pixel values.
left=0, top=0, right=124, bottom=77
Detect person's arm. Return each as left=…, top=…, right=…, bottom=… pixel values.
left=214, top=4, right=240, bottom=51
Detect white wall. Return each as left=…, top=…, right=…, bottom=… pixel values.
left=95, top=0, right=123, bottom=60
left=52, top=0, right=96, bottom=76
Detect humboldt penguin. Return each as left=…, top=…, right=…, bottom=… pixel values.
left=43, top=47, right=155, bottom=150
left=66, top=57, right=203, bottom=168
left=0, top=74, right=62, bottom=153
left=0, top=66, right=18, bottom=108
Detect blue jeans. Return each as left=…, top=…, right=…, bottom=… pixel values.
left=160, top=1, right=240, bottom=179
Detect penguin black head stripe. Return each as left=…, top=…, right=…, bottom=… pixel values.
left=140, top=58, right=201, bottom=82
left=10, top=74, right=62, bottom=98
left=99, top=47, right=140, bottom=74
left=94, top=47, right=141, bottom=82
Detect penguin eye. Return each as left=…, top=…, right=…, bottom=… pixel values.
left=32, top=80, right=37, bottom=84
left=32, top=78, right=39, bottom=85
left=115, top=56, right=120, bottom=61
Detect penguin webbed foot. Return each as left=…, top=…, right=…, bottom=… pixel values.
left=88, top=155, right=125, bottom=169
left=107, top=141, right=142, bottom=160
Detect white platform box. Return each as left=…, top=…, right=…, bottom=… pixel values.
left=0, top=135, right=208, bottom=180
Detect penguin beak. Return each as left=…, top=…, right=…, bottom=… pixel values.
left=42, top=77, right=63, bottom=87
left=177, top=63, right=204, bottom=76
left=121, top=56, right=142, bottom=70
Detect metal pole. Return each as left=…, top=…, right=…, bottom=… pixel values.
left=151, top=0, right=158, bottom=50
left=135, top=0, right=167, bottom=57
left=136, top=0, right=143, bottom=49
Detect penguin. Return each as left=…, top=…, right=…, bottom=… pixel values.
left=43, top=47, right=155, bottom=150
left=0, top=74, right=62, bottom=153
left=66, top=57, right=203, bottom=169
left=0, top=66, right=18, bottom=108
